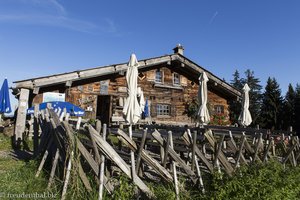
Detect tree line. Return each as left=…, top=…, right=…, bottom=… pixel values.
left=229, top=69, right=300, bottom=134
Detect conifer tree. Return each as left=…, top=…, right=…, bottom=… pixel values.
left=282, top=84, right=295, bottom=130
left=229, top=70, right=243, bottom=124
left=260, top=77, right=283, bottom=129
left=294, top=84, right=300, bottom=134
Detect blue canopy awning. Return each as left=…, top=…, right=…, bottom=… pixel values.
left=27, top=101, right=85, bottom=116
left=0, top=78, right=12, bottom=114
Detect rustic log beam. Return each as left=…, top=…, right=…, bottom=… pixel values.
left=96, top=119, right=102, bottom=133
left=234, top=134, right=246, bottom=169
left=77, top=139, right=99, bottom=174
left=61, top=151, right=73, bottom=200
left=98, top=124, right=107, bottom=200
left=88, top=125, right=101, bottom=164
left=90, top=126, right=155, bottom=198
left=169, top=131, right=180, bottom=200
left=15, top=88, right=30, bottom=143
left=117, top=128, right=173, bottom=182
left=227, top=131, right=247, bottom=165
left=204, top=130, right=234, bottom=176
left=47, top=148, right=60, bottom=189
left=252, top=133, right=263, bottom=163
left=35, top=138, right=53, bottom=178
left=78, top=161, right=93, bottom=192
left=162, top=131, right=171, bottom=168
left=214, top=134, right=225, bottom=167
left=76, top=137, right=113, bottom=193
left=181, top=131, right=214, bottom=173
left=262, top=138, right=274, bottom=163
left=136, top=128, right=148, bottom=174
left=152, top=129, right=197, bottom=183
left=49, top=119, right=67, bottom=160
left=282, top=138, right=298, bottom=165
left=191, top=130, right=197, bottom=171
left=33, top=105, right=39, bottom=157
left=76, top=117, right=82, bottom=130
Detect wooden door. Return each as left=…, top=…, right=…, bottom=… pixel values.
left=96, top=95, right=111, bottom=125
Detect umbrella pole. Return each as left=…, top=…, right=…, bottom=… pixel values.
left=129, top=125, right=137, bottom=181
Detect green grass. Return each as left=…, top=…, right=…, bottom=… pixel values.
left=200, top=161, right=300, bottom=200
left=0, top=134, right=12, bottom=151
left=0, top=158, right=60, bottom=200
left=0, top=134, right=59, bottom=199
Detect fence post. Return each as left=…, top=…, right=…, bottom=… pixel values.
left=191, top=130, right=197, bottom=171
left=14, top=88, right=30, bottom=145
left=33, top=104, right=39, bottom=156
left=169, top=131, right=180, bottom=200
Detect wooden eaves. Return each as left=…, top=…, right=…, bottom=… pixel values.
left=13, top=54, right=241, bottom=98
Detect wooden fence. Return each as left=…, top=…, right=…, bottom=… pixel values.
left=28, top=107, right=299, bottom=199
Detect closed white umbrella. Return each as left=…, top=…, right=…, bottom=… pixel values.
left=137, top=87, right=145, bottom=115
left=197, top=72, right=210, bottom=125
left=239, top=83, right=252, bottom=126
left=123, top=54, right=141, bottom=124
left=122, top=53, right=141, bottom=181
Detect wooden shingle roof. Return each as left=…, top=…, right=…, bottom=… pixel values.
left=14, top=53, right=241, bottom=98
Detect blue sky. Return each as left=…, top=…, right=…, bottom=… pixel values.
left=1, top=0, right=300, bottom=112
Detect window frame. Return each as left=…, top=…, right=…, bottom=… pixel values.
left=214, top=105, right=224, bottom=114
left=157, top=104, right=171, bottom=116
left=155, top=69, right=163, bottom=83
left=173, top=72, right=181, bottom=86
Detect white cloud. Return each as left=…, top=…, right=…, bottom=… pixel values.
left=209, top=11, right=218, bottom=24
left=19, top=0, right=66, bottom=14
left=0, top=13, right=98, bottom=33
left=101, top=18, right=117, bottom=33
left=0, top=0, right=119, bottom=34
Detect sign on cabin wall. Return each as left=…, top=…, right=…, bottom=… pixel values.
left=100, top=80, right=109, bottom=95
left=118, top=87, right=127, bottom=93
left=43, top=92, right=65, bottom=102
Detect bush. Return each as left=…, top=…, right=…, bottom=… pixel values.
left=198, top=161, right=300, bottom=200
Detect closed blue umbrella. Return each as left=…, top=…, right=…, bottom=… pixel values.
left=27, top=101, right=85, bottom=116
left=0, top=78, right=12, bottom=114
left=144, top=99, right=149, bottom=118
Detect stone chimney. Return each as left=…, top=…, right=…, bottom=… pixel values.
left=173, top=44, right=184, bottom=55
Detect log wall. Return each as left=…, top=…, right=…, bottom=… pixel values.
left=31, top=65, right=230, bottom=125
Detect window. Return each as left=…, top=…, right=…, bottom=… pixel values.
left=88, top=84, right=93, bottom=92
left=157, top=104, right=170, bottom=116
left=214, top=105, right=224, bottom=114
left=138, top=72, right=146, bottom=80
left=173, top=73, right=180, bottom=85
left=155, top=70, right=163, bottom=83
left=78, top=86, right=83, bottom=92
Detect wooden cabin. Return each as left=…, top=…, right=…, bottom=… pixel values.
left=13, top=45, right=241, bottom=139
